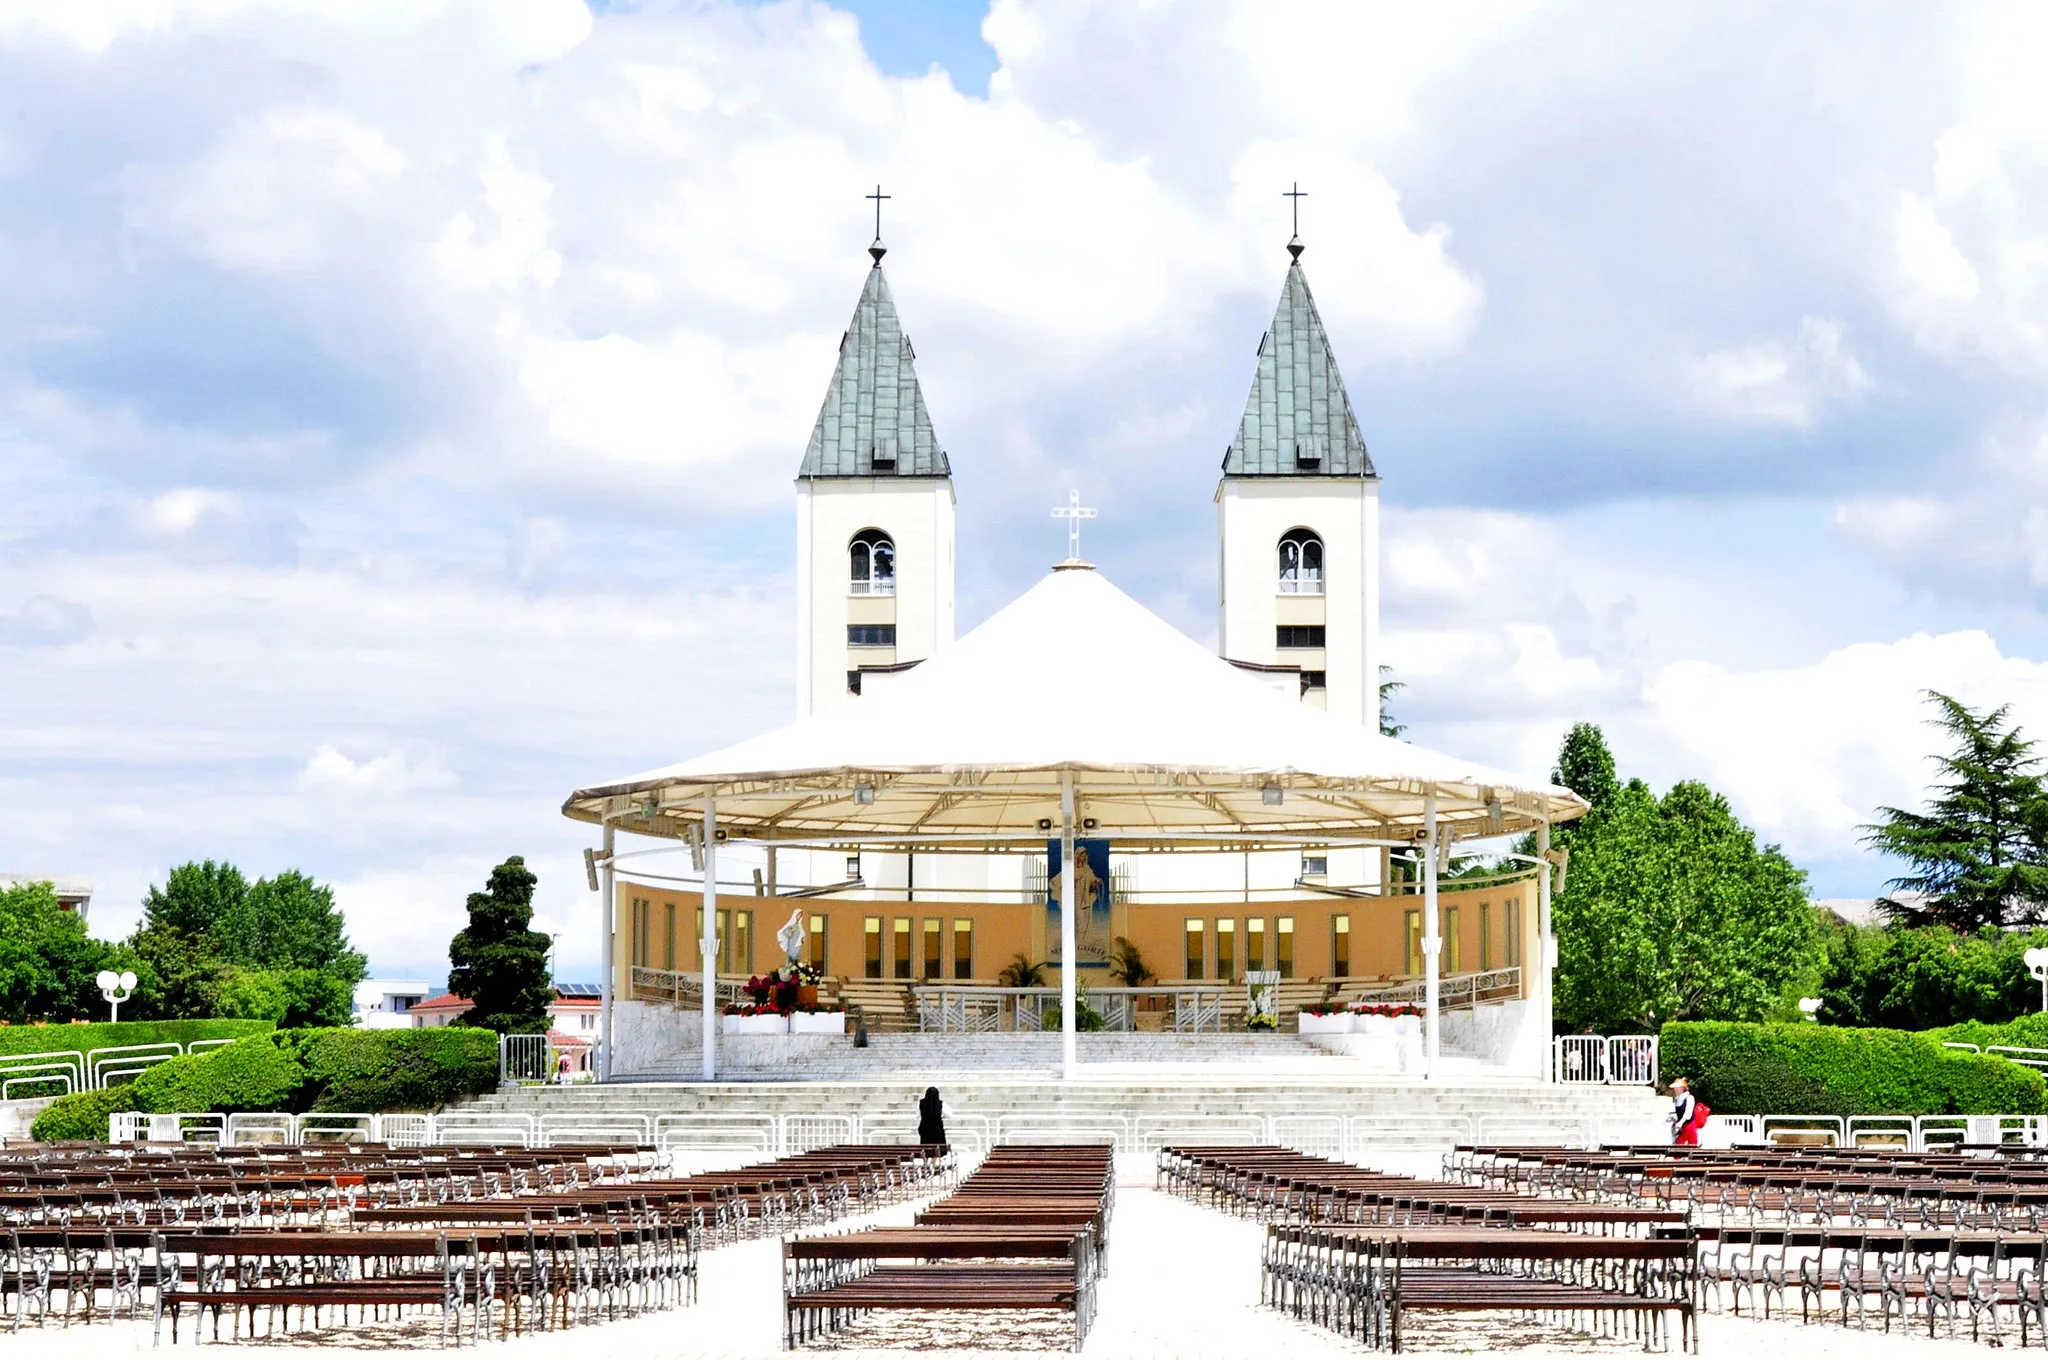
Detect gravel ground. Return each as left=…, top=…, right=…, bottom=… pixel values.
left=0, top=1189, right=2005, bottom=1358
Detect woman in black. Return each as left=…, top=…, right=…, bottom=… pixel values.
left=917, top=1086, right=946, bottom=1147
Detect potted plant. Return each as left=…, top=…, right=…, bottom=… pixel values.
left=1297, top=1004, right=1352, bottom=1036
left=1352, top=1003, right=1395, bottom=1038
left=791, top=962, right=825, bottom=1011
left=721, top=1002, right=790, bottom=1035
left=790, top=1002, right=846, bottom=1035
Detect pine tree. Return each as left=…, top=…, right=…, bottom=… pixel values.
left=447, top=856, right=554, bottom=1033
left=1863, top=692, right=2048, bottom=930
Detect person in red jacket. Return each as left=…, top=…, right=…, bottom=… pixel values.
left=1670, top=1077, right=1711, bottom=1145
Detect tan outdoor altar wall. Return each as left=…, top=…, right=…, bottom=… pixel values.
left=612, top=873, right=1536, bottom=997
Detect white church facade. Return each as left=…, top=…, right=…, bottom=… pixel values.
left=600, top=223, right=1549, bottom=1067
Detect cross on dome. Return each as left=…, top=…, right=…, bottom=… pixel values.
left=1051, top=488, right=1097, bottom=565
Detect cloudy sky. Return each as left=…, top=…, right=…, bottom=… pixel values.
left=5, top=0, right=2048, bottom=979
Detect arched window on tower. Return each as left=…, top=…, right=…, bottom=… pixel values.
left=850, top=529, right=896, bottom=596
left=1278, top=530, right=1324, bottom=595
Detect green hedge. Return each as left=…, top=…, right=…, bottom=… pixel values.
left=29, top=1085, right=138, bottom=1141
left=1662, top=1021, right=2047, bottom=1116
left=130, top=1036, right=304, bottom=1114
left=280, top=1027, right=500, bottom=1113
left=28, top=1026, right=501, bottom=1141
left=0, top=1019, right=272, bottom=1060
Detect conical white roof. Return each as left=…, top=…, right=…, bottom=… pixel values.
left=562, top=565, right=1585, bottom=845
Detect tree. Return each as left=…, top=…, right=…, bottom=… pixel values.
left=127, top=860, right=361, bottom=1021
left=447, top=856, right=554, bottom=1033
left=0, top=880, right=123, bottom=1022
left=139, top=860, right=249, bottom=937
left=1863, top=692, right=2048, bottom=930
left=1814, top=917, right=2048, bottom=1030
left=215, top=870, right=366, bottom=985
left=1378, top=667, right=1405, bottom=739
left=1553, top=722, right=1619, bottom=814
left=1547, top=726, right=1818, bottom=1032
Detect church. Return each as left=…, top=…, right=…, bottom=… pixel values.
left=575, top=208, right=1566, bottom=1077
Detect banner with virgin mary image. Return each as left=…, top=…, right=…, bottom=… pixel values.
left=1046, top=838, right=1112, bottom=967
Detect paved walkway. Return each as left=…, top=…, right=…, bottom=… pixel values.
left=3, top=1189, right=2001, bottom=1357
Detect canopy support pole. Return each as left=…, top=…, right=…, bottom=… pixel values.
left=703, top=793, right=718, bottom=1083
left=1423, top=794, right=1440, bottom=1082
left=598, top=823, right=615, bottom=1082
left=1060, top=768, right=1078, bottom=1082
left=1537, top=819, right=1553, bottom=1083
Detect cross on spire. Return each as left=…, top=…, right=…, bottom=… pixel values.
left=866, top=184, right=891, bottom=263
left=1284, top=182, right=1307, bottom=261
left=1051, top=488, right=1097, bottom=563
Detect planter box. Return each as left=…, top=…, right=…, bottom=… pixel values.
left=1297, top=1012, right=1353, bottom=1035
left=790, top=1010, right=846, bottom=1035
left=721, top=1013, right=789, bottom=1035
left=1357, top=1014, right=1394, bottom=1038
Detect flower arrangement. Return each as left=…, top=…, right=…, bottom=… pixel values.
left=722, top=1002, right=787, bottom=1017
left=1245, top=1012, right=1279, bottom=1032
left=1350, top=1003, right=1421, bottom=1019
left=1300, top=1005, right=1339, bottom=1017
left=794, top=1001, right=844, bottom=1015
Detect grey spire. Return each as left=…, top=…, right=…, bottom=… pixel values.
left=799, top=259, right=950, bottom=479
left=1221, top=257, right=1374, bottom=477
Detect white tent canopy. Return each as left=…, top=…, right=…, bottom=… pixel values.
left=563, top=563, right=1587, bottom=847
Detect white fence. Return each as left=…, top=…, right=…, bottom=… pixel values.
left=1552, top=1034, right=1659, bottom=1086
left=0, top=1037, right=254, bottom=1100
left=1703, top=1111, right=2048, bottom=1152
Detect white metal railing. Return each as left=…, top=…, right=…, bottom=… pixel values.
left=1990, top=1045, right=2048, bottom=1069
left=848, top=577, right=895, bottom=596
left=628, top=966, right=748, bottom=1008
left=1277, top=576, right=1325, bottom=595
left=499, top=1032, right=596, bottom=1084
left=912, top=985, right=1230, bottom=1034
left=0, top=1036, right=263, bottom=1100
left=1346, top=967, right=1524, bottom=1013
left=1552, top=1034, right=1659, bottom=1086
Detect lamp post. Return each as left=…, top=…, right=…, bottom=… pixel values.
left=2026, top=948, right=2048, bottom=1014
left=96, top=969, right=137, bottom=1024
left=1798, top=997, right=1823, bottom=1022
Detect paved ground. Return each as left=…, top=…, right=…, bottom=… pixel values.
left=1, top=1188, right=2003, bottom=1357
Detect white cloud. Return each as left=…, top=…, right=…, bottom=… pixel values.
left=1688, top=316, right=1871, bottom=428
left=1640, top=631, right=2048, bottom=863
left=297, top=744, right=456, bottom=797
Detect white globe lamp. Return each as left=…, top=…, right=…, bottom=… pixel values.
left=2026, top=947, right=2048, bottom=1013
left=97, top=969, right=138, bottom=1023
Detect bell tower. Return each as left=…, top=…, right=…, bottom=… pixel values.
left=1217, top=224, right=1381, bottom=730
left=795, top=218, right=957, bottom=718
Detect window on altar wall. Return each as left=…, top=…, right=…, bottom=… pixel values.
left=1506, top=899, right=1522, bottom=968
left=1330, top=914, right=1350, bottom=978
left=1277, top=917, right=1295, bottom=979
left=1215, top=919, right=1236, bottom=983
left=1444, top=905, right=1462, bottom=973
left=893, top=919, right=912, bottom=980
left=1478, top=902, right=1492, bottom=972
left=1246, top=918, right=1267, bottom=973
left=863, top=917, right=882, bottom=979
left=1403, top=910, right=1421, bottom=976
left=1184, top=919, right=1204, bottom=981
left=807, top=914, right=829, bottom=973
left=663, top=902, right=676, bottom=972
left=921, top=919, right=942, bottom=981
left=630, top=897, right=650, bottom=968
left=952, top=919, right=974, bottom=980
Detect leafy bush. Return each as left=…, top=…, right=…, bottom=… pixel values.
left=30, top=1084, right=138, bottom=1141
left=285, top=1027, right=500, bottom=1112
left=1815, top=920, right=2048, bottom=1030
left=1662, top=1021, right=2047, bottom=1116
left=131, top=1035, right=304, bottom=1114
left=0, top=1018, right=273, bottom=1061
left=27, top=1026, right=501, bottom=1139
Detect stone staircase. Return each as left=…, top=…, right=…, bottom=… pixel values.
left=457, top=1068, right=1668, bottom=1155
